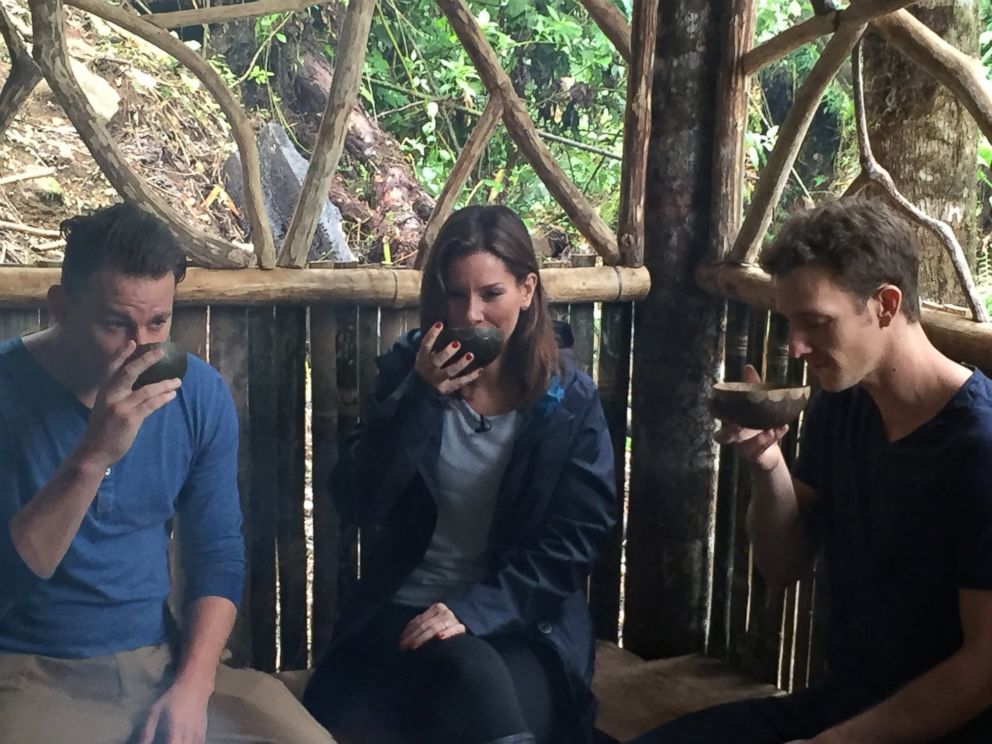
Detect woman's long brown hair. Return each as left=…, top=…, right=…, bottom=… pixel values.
left=419, top=205, right=560, bottom=407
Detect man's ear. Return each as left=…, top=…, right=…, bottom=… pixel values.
left=47, top=285, right=69, bottom=325
left=875, top=284, right=903, bottom=328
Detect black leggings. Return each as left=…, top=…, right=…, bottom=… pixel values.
left=303, top=603, right=568, bottom=744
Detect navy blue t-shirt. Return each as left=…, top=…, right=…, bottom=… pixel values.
left=795, top=369, right=992, bottom=700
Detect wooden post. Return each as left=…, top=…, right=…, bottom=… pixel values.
left=622, top=0, right=726, bottom=658
left=588, top=301, right=632, bottom=642
left=333, top=306, right=361, bottom=599
left=435, top=0, right=620, bottom=264
left=710, top=0, right=756, bottom=260
left=616, top=0, right=658, bottom=267
left=416, top=98, right=503, bottom=268
left=0, top=4, right=42, bottom=139
left=275, top=308, right=308, bottom=669
left=710, top=300, right=749, bottom=659
left=205, top=307, right=255, bottom=666
left=247, top=307, right=279, bottom=671
left=280, top=0, right=375, bottom=268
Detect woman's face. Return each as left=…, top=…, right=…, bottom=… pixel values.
left=443, top=251, right=537, bottom=341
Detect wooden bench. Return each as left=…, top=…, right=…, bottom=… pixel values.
left=273, top=641, right=782, bottom=742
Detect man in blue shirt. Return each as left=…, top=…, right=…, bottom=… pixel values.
left=631, top=198, right=992, bottom=743
left=0, top=202, right=333, bottom=743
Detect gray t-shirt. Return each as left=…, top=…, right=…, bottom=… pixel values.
left=392, top=396, right=520, bottom=608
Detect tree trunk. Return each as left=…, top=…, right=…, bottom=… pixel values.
left=864, top=1, right=978, bottom=305
left=623, top=0, right=725, bottom=658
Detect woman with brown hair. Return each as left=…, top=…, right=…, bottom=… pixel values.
left=302, top=205, right=617, bottom=744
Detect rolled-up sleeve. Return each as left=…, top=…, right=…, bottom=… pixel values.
left=176, top=378, right=245, bottom=608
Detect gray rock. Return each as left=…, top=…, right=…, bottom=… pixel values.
left=223, top=122, right=354, bottom=263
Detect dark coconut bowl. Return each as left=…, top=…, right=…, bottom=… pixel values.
left=132, top=341, right=188, bottom=390
left=432, top=326, right=504, bottom=373
left=711, top=382, right=811, bottom=430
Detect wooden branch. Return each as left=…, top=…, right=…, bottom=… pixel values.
left=0, top=167, right=57, bottom=186
left=66, top=0, right=275, bottom=268
left=436, top=0, right=620, bottom=264
left=0, top=219, right=61, bottom=237
left=576, top=0, right=632, bottom=64
left=696, top=262, right=992, bottom=373
left=851, top=42, right=988, bottom=322
left=416, top=97, right=502, bottom=269
left=0, top=265, right=651, bottom=306
left=28, top=0, right=250, bottom=268
left=871, top=10, right=992, bottom=147
left=280, top=0, right=375, bottom=268
left=841, top=170, right=869, bottom=197
left=742, top=0, right=918, bottom=77
left=0, top=3, right=43, bottom=139
left=616, top=0, right=658, bottom=267
left=143, top=0, right=334, bottom=29
left=731, top=20, right=866, bottom=264
left=710, top=0, right=756, bottom=260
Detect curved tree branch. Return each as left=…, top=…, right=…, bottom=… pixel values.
left=0, top=3, right=43, bottom=139
left=731, top=19, right=867, bottom=264
left=851, top=41, right=988, bottom=322
left=66, top=0, right=276, bottom=268
left=575, top=0, right=632, bottom=64
left=28, top=0, right=251, bottom=268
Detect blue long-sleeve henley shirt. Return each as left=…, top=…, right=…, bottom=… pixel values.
left=0, top=336, right=245, bottom=658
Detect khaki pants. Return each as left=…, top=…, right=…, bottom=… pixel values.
left=0, top=645, right=335, bottom=744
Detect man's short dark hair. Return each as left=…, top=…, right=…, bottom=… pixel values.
left=760, top=197, right=921, bottom=321
left=59, top=202, right=187, bottom=299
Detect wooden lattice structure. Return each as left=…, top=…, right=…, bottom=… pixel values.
left=5, top=0, right=992, bottom=720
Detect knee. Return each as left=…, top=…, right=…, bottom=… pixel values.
left=412, top=635, right=512, bottom=694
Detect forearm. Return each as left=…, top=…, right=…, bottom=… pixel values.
left=745, top=449, right=815, bottom=586
left=819, top=649, right=992, bottom=744
left=174, top=596, right=237, bottom=694
left=8, top=446, right=110, bottom=579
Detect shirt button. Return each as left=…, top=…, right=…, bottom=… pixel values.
left=538, top=622, right=552, bottom=635
left=105, top=467, right=112, bottom=477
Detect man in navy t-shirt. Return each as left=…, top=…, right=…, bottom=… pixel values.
left=632, top=197, right=992, bottom=744
left=0, top=203, right=333, bottom=743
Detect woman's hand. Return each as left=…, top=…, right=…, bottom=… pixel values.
left=415, top=323, right=483, bottom=395
left=398, top=602, right=466, bottom=651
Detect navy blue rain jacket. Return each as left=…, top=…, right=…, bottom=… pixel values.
left=320, top=330, right=617, bottom=740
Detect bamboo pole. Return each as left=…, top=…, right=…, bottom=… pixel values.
left=416, top=97, right=503, bottom=268
left=280, top=0, right=375, bottom=268
left=435, top=0, right=620, bottom=264
left=28, top=0, right=251, bottom=268
left=850, top=42, right=988, bottom=322
left=696, top=262, right=992, bottom=373
left=576, top=0, right=632, bottom=64
left=144, top=0, right=335, bottom=29
left=0, top=266, right=652, bottom=306
left=616, top=0, right=658, bottom=267
left=66, top=0, right=276, bottom=268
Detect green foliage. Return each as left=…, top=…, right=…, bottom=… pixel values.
left=353, top=0, right=627, bottom=240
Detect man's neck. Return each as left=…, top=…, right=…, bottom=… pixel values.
left=861, top=322, right=971, bottom=442
left=23, top=328, right=101, bottom=407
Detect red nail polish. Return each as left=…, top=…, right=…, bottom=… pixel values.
left=433, top=322, right=442, bottom=330
left=464, top=353, right=473, bottom=361
left=451, top=341, right=460, bottom=349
